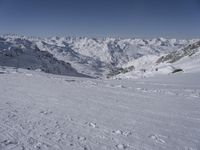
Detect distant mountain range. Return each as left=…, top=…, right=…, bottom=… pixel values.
left=1, top=34, right=200, bottom=79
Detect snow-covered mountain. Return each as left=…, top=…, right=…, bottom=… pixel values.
left=115, top=40, right=200, bottom=79
left=1, top=34, right=199, bottom=78
left=157, top=40, right=200, bottom=63
left=32, top=37, right=193, bottom=77
left=0, top=36, right=89, bottom=77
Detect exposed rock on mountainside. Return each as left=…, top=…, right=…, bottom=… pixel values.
left=107, top=66, right=135, bottom=78
left=157, top=40, right=200, bottom=63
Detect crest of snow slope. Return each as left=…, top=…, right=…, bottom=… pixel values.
left=0, top=36, right=89, bottom=77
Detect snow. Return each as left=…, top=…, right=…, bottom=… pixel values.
left=1, top=35, right=200, bottom=79
left=0, top=35, right=200, bottom=149
left=173, top=48, right=200, bottom=73
left=23, top=36, right=198, bottom=77
left=115, top=42, right=200, bottom=79
left=0, top=67, right=200, bottom=150
left=0, top=37, right=89, bottom=77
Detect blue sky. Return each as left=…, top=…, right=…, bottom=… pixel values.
left=0, top=0, right=200, bottom=38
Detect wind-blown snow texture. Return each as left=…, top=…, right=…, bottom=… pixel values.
left=0, top=68, right=200, bottom=150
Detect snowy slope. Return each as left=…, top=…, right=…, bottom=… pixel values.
left=0, top=67, right=200, bottom=150
left=115, top=40, right=200, bottom=79
left=156, top=40, right=200, bottom=73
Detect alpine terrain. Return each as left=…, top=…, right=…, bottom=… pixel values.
left=0, top=34, right=200, bottom=150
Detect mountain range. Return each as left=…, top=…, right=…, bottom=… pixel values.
left=1, top=34, right=199, bottom=79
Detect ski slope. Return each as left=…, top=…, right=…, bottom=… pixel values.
left=0, top=67, right=200, bottom=150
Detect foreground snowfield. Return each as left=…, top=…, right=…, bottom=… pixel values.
left=0, top=68, right=200, bottom=150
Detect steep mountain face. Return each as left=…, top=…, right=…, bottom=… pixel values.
left=0, top=37, right=89, bottom=77
left=1, top=35, right=199, bottom=79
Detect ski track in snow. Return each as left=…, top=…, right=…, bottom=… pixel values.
left=0, top=69, right=200, bottom=150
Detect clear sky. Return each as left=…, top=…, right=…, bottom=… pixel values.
left=0, top=0, right=200, bottom=38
